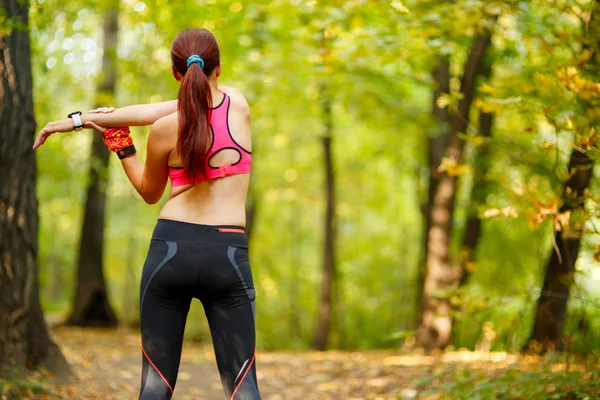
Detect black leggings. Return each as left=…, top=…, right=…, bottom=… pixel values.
left=138, top=219, right=260, bottom=400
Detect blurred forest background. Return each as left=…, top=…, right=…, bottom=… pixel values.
left=1, top=0, right=600, bottom=398
left=30, top=0, right=600, bottom=351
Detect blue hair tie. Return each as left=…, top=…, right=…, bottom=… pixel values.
left=187, top=55, right=204, bottom=69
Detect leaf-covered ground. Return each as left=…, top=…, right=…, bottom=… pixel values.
left=5, top=327, right=599, bottom=399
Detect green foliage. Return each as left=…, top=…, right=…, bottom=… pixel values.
left=0, top=7, right=28, bottom=35
left=27, top=0, right=600, bottom=351
left=419, top=368, right=600, bottom=400
left=0, top=370, right=52, bottom=399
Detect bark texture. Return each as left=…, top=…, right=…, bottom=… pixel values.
left=0, top=0, right=69, bottom=379
left=416, top=57, right=451, bottom=329
left=417, top=34, right=493, bottom=349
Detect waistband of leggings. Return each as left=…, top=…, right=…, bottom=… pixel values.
left=151, top=219, right=248, bottom=248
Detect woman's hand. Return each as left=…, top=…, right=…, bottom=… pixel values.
left=84, top=120, right=108, bottom=133
left=32, top=107, right=115, bottom=150
left=33, top=119, right=78, bottom=150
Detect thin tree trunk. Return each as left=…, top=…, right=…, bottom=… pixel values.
left=458, top=110, right=494, bottom=286
left=417, top=34, right=493, bottom=349
left=0, top=0, right=69, bottom=380
left=416, top=57, right=451, bottom=329
left=312, top=81, right=337, bottom=351
left=458, top=57, right=495, bottom=286
left=66, top=6, right=119, bottom=327
left=47, top=219, right=63, bottom=301
left=529, top=0, right=599, bottom=350
left=245, top=190, right=258, bottom=239
left=244, top=7, right=268, bottom=241
left=529, top=149, right=593, bottom=351
left=121, top=235, right=137, bottom=330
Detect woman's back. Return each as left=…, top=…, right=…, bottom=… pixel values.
left=159, top=88, right=252, bottom=226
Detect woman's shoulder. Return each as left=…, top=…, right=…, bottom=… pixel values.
left=149, top=112, right=178, bottom=143
left=220, top=86, right=250, bottom=114
left=153, top=111, right=178, bottom=129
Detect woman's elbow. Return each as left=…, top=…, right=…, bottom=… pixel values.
left=138, top=180, right=166, bottom=204
left=143, top=195, right=161, bottom=205
left=139, top=190, right=162, bottom=205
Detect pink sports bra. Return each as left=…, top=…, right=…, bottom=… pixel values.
left=168, top=94, right=252, bottom=187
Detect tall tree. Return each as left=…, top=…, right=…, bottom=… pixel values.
left=0, top=0, right=68, bottom=377
left=244, top=6, right=268, bottom=241
left=312, top=78, right=337, bottom=351
left=458, top=59, right=495, bottom=286
left=66, top=4, right=119, bottom=327
left=458, top=109, right=494, bottom=286
left=417, top=33, right=493, bottom=349
left=529, top=0, right=600, bottom=350
left=529, top=149, right=594, bottom=351
left=416, top=56, right=451, bottom=328
left=311, top=25, right=338, bottom=350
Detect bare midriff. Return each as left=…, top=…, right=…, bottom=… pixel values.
left=159, top=173, right=249, bottom=226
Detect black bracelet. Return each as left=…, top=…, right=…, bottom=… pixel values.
left=117, top=144, right=137, bottom=160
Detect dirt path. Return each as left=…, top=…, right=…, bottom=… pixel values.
left=45, top=327, right=592, bottom=400
left=50, top=326, right=442, bottom=399
left=50, top=327, right=224, bottom=399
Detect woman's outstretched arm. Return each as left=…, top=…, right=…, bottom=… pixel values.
left=33, top=100, right=177, bottom=149
left=85, top=100, right=178, bottom=127
left=34, top=86, right=240, bottom=149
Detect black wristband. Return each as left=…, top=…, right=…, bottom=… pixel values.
left=117, top=144, right=137, bottom=160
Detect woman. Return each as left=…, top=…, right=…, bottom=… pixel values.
left=34, top=28, right=260, bottom=400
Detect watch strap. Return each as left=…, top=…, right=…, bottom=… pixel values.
left=117, top=144, right=137, bottom=160
left=68, top=111, right=83, bottom=131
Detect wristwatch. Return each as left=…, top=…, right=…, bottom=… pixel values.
left=68, top=111, right=84, bottom=131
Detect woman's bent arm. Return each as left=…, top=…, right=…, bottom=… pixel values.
left=119, top=116, right=173, bottom=204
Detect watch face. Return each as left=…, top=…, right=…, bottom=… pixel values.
left=70, top=113, right=83, bottom=129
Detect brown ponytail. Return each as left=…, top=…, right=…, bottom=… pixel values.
left=171, top=29, right=220, bottom=179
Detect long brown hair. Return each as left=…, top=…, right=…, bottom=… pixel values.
left=171, top=29, right=220, bottom=179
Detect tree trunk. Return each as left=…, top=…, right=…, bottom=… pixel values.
left=458, top=110, right=494, bottom=286
left=245, top=190, right=258, bottom=240
left=65, top=6, right=119, bottom=327
left=312, top=81, right=337, bottom=351
left=458, top=56, right=495, bottom=286
left=529, top=149, right=593, bottom=351
left=416, top=57, right=451, bottom=329
left=417, top=34, right=493, bottom=349
left=244, top=7, right=268, bottom=241
left=0, top=0, right=69, bottom=379
left=529, top=1, right=599, bottom=351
